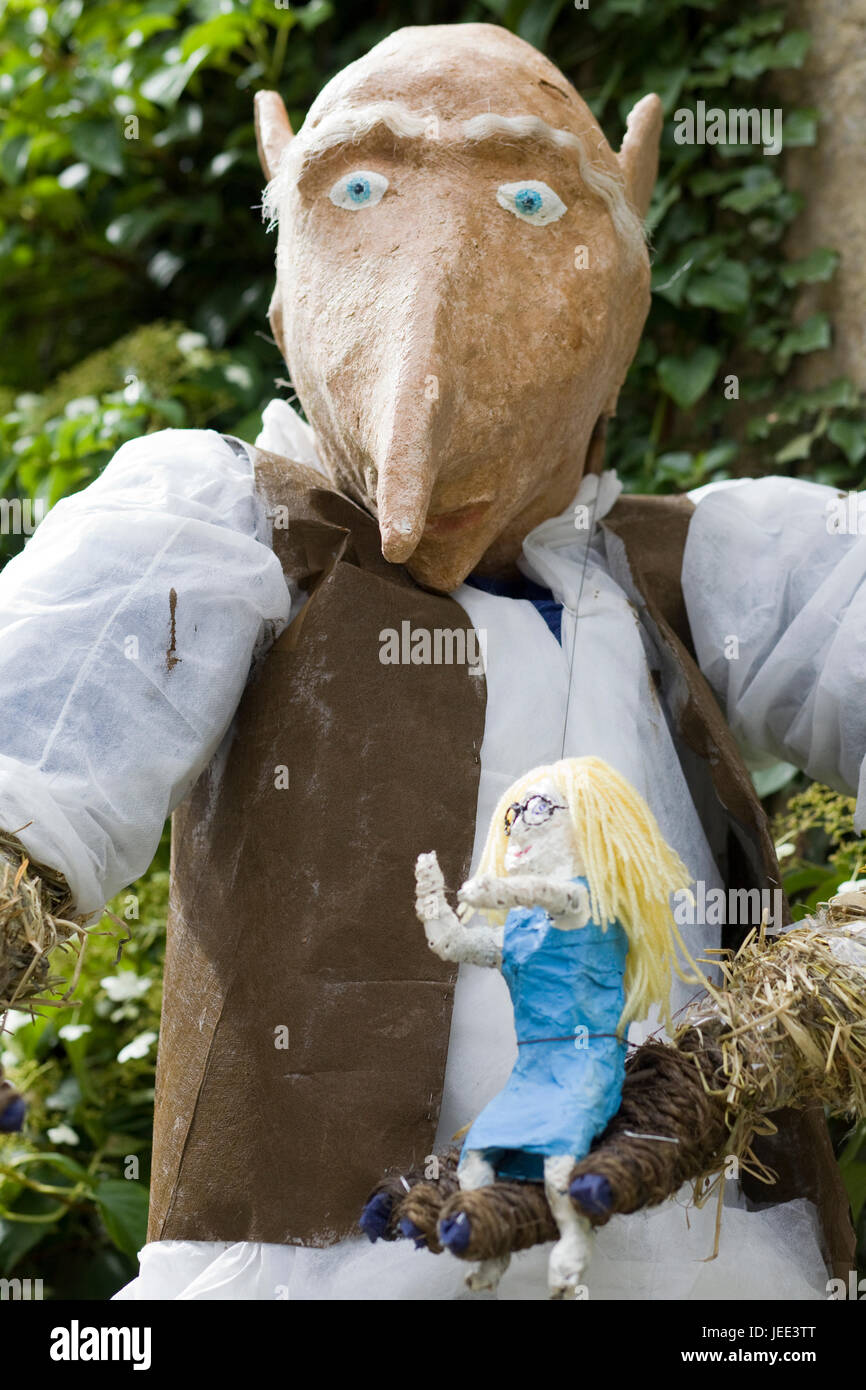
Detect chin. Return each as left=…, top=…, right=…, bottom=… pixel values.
left=404, top=541, right=485, bottom=594
left=402, top=515, right=528, bottom=593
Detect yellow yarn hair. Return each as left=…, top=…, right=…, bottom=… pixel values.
left=478, top=756, right=701, bottom=1032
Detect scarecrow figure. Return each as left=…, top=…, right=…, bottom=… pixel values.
left=0, top=24, right=863, bottom=1299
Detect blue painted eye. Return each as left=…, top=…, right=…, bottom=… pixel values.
left=497, top=180, right=567, bottom=227
left=329, top=169, right=389, bottom=211
left=515, top=188, right=542, bottom=215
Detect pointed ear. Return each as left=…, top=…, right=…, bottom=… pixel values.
left=254, top=90, right=294, bottom=182
left=268, top=287, right=287, bottom=361
left=617, top=93, right=663, bottom=220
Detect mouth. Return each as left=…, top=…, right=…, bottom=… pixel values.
left=422, top=500, right=492, bottom=540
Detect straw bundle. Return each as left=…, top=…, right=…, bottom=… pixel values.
left=0, top=831, right=85, bottom=1012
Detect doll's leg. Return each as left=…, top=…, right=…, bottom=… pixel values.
left=451, top=1149, right=511, bottom=1293
left=544, top=1154, right=593, bottom=1300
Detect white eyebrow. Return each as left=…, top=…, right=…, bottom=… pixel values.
left=263, top=102, right=645, bottom=261
left=463, top=113, right=644, bottom=257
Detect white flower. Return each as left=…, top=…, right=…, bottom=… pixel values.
left=47, top=1123, right=80, bottom=1147
left=58, top=1024, right=92, bottom=1043
left=117, top=1031, right=157, bottom=1064
left=835, top=878, right=866, bottom=896
left=775, top=841, right=796, bottom=861
left=3, top=1010, right=35, bottom=1034
left=100, top=972, right=151, bottom=1002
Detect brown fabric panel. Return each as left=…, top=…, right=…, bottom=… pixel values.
left=601, top=493, right=696, bottom=650
left=604, top=494, right=782, bottom=914
left=149, top=489, right=486, bottom=1244
left=603, top=492, right=855, bottom=1279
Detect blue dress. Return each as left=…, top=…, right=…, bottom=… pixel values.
left=461, top=876, right=628, bottom=1182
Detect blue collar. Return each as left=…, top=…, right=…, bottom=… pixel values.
left=465, top=571, right=563, bottom=646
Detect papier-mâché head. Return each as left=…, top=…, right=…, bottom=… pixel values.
left=256, top=23, right=662, bottom=592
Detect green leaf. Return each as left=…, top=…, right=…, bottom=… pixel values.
left=69, top=121, right=124, bottom=177
left=179, top=15, right=254, bottom=62
left=782, top=865, right=835, bottom=896
left=720, top=179, right=783, bottom=215
left=780, top=248, right=839, bottom=287
left=751, top=761, right=798, bottom=799
left=140, top=48, right=209, bottom=109
left=776, top=313, right=831, bottom=364
left=838, top=1123, right=866, bottom=1223
left=517, top=0, right=569, bottom=47
left=105, top=208, right=166, bottom=248
left=0, top=1213, right=47, bottom=1273
left=296, top=1, right=336, bottom=32
left=774, top=432, right=813, bottom=465
left=772, top=30, right=810, bottom=69
left=0, top=134, right=31, bottom=186
left=784, top=108, right=819, bottom=148
left=657, top=347, right=721, bottom=409
left=686, top=260, right=750, bottom=312
left=828, top=420, right=866, bottom=466
left=93, top=1179, right=149, bottom=1259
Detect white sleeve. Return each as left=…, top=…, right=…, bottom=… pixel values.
left=0, top=429, right=291, bottom=915
left=682, top=475, right=866, bottom=830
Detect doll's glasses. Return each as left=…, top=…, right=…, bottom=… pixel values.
left=504, top=794, right=568, bottom=835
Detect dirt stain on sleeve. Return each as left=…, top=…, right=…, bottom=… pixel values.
left=166, top=588, right=182, bottom=673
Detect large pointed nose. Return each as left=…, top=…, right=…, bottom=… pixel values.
left=376, top=421, right=437, bottom=564
left=367, top=288, right=451, bottom=565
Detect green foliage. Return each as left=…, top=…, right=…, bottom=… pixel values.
left=0, top=832, right=168, bottom=1297
left=0, top=320, right=266, bottom=564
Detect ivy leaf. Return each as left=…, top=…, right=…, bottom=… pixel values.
left=657, top=347, right=721, bottom=409
left=0, top=134, right=31, bottom=185
left=686, top=259, right=750, bottom=312
left=774, top=432, right=814, bottom=465
left=296, top=1, right=336, bottom=32
left=105, top=208, right=166, bottom=248
left=784, top=108, right=819, bottom=148
left=93, top=1179, right=149, bottom=1258
left=771, top=30, right=810, bottom=69
left=140, top=48, right=208, bottom=108
left=69, top=121, right=123, bottom=177
left=776, top=313, right=831, bottom=366
left=828, top=420, right=866, bottom=466
left=780, top=248, right=839, bottom=287
left=720, top=179, right=783, bottom=214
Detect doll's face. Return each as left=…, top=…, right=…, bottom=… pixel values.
left=264, top=25, right=656, bottom=593
left=503, top=776, right=580, bottom=877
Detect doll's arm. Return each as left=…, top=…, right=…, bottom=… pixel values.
left=0, top=430, right=291, bottom=918
left=415, top=852, right=503, bottom=968
left=459, top=873, right=590, bottom=923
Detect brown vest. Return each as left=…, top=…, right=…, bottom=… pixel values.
left=148, top=455, right=854, bottom=1276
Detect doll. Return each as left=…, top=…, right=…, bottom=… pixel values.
left=414, top=755, right=696, bottom=1298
